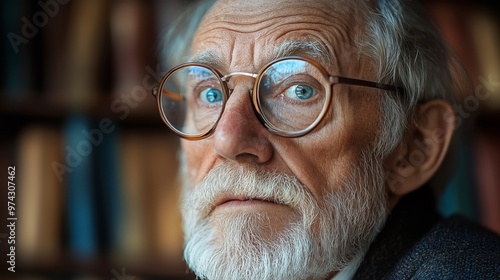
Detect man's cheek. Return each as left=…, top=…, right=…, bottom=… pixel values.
left=179, top=155, right=199, bottom=189
left=182, top=142, right=202, bottom=169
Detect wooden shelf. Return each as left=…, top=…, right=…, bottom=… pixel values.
left=1, top=94, right=160, bottom=119
left=5, top=255, right=195, bottom=279
left=0, top=94, right=173, bottom=133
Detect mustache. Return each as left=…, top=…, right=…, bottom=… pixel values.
left=181, top=162, right=318, bottom=220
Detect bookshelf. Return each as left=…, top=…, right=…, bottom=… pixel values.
left=1, top=0, right=195, bottom=279
left=0, top=0, right=499, bottom=279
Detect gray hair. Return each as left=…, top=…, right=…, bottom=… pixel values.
left=361, top=0, right=472, bottom=193
left=161, top=0, right=472, bottom=193
left=160, top=0, right=216, bottom=70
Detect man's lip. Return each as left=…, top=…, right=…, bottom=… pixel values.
left=206, top=196, right=281, bottom=216
left=215, top=196, right=276, bottom=207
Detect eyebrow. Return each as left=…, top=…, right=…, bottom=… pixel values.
left=189, top=50, right=224, bottom=66
left=272, top=40, right=336, bottom=67
left=188, top=40, right=336, bottom=69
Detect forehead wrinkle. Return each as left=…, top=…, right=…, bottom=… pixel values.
left=199, top=0, right=356, bottom=37
left=196, top=19, right=278, bottom=35
left=193, top=0, right=362, bottom=74
left=196, top=8, right=288, bottom=41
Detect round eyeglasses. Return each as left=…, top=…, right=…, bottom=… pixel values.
left=152, top=56, right=405, bottom=140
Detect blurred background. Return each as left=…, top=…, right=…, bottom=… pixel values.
left=0, top=0, right=499, bottom=279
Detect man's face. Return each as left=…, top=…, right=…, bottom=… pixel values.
left=180, top=0, right=389, bottom=279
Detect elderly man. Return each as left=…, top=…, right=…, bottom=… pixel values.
left=153, top=0, right=500, bottom=279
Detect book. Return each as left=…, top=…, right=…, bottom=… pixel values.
left=118, top=132, right=148, bottom=260
left=92, top=122, right=123, bottom=253
left=62, top=0, right=109, bottom=108
left=64, top=116, right=98, bottom=259
left=2, top=0, right=32, bottom=101
left=41, top=0, right=73, bottom=101
left=145, top=133, right=183, bottom=263
left=110, top=0, right=158, bottom=117
left=17, top=125, right=63, bottom=262
left=110, top=0, right=156, bottom=92
left=118, top=131, right=184, bottom=272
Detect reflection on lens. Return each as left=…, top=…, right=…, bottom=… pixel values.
left=160, top=65, right=225, bottom=137
left=257, top=59, right=329, bottom=134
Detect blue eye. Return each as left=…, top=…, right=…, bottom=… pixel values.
left=285, top=84, right=315, bottom=100
left=199, top=88, right=223, bottom=104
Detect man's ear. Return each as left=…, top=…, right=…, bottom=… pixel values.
left=386, top=99, right=456, bottom=200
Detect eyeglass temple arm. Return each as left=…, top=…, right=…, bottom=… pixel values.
left=333, top=76, right=406, bottom=95
left=151, top=86, right=185, bottom=101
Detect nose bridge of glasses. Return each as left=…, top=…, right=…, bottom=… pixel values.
left=221, top=72, right=258, bottom=97
left=221, top=72, right=258, bottom=82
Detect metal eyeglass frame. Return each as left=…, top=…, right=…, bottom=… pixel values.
left=152, top=56, right=406, bottom=140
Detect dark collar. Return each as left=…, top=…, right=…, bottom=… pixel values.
left=353, top=185, right=441, bottom=279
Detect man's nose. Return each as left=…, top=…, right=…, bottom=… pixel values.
left=213, top=85, right=273, bottom=163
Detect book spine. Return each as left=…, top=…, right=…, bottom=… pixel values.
left=3, top=0, right=30, bottom=100
left=93, top=122, right=123, bottom=252
left=64, top=116, right=98, bottom=259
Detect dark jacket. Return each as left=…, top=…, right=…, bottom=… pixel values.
left=353, top=186, right=500, bottom=279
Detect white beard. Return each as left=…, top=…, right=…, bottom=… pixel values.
left=180, top=152, right=388, bottom=280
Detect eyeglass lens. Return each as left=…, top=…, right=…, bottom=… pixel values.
left=160, top=65, right=225, bottom=137
left=257, top=59, right=328, bottom=133
left=159, top=59, right=330, bottom=138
